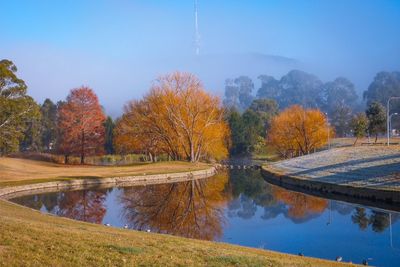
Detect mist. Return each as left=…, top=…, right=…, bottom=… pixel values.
left=1, top=0, right=399, bottom=117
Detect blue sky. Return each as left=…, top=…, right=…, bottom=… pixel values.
left=1, top=0, right=400, bottom=115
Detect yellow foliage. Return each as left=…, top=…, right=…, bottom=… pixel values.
left=114, top=72, right=230, bottom=162
left=119, top=172, right=230, bottom=240
left=268, top=105, right=334, bottom=158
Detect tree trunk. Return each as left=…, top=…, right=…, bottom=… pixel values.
left=190, top=142, right=195, bottom=163
left=374, top=134, right=378, bottom=143
left=65, top=154, right=69, bottom=164
left=353, top=137, right=359, bottom=146
left=80, top=131, right=85, bottom=164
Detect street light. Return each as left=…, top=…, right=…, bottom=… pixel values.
left=325, top=113, right=331, bottom=149
left=386, top=97, right=400, bottom=146
left=386, top=96, right=400, bottom=146
left=389, top=113, right=399, bottom=138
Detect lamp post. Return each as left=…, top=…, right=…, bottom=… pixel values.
left=325, top=113, right=331, bottom=149
left=387, top=97, right=400, bottom=146
left=389, top=113, right=399, bottom=138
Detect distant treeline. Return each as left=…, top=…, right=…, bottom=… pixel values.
left=224, top=70, right=400, bottom=154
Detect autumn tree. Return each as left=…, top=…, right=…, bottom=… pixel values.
left=114, top=72, right=229, bottom=162
left=0, top=59, right=40, bottom=154
left=268, top=105, right=333, bottom=158
left=58, top=87, right=106, bottom=164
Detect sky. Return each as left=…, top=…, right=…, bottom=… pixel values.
left=1, top=0, right=400, bottom=116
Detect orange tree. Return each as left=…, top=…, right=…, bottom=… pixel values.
left=268, top=105, right=333, bottom=158
left=58, top=87, right=106, bottom=164
left=114, top=72, right=230, bottom=162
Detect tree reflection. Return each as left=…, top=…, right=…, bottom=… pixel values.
left=226, top=169, right=328, bottom=222
left=351, top=208, right=369, bottom=230
left=226, top=169, right=278, bottom=219
left=119, top=172, right=229, bottom=240
left=57, top=190, right=107, bottom=224
left=272, top=186, right=328, bottom=221
left=369, top=211, right=391, bottom=233
left=351, top=208, right=399, bottom=232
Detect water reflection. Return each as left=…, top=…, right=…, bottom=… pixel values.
left=16, top=190, right=108, bottom=224
left=11, top=169, right=400, bottom=266
left=13, top=170, right=399, bottom=234
left=118, top=172, right=229, bottom=240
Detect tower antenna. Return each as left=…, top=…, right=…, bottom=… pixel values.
left=194, top=0, right=200, bottom=55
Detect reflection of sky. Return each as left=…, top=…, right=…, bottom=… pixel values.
left=101, top=188, right=126, bottom=228
left=222, top=200, right=400, bottom=267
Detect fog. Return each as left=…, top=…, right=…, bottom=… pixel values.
left=1, top=0, right=399, bottom=116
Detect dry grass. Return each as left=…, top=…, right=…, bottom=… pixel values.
left=0, top=200, right=352, bottom=267
left=0, top=157, right=209, bottom=187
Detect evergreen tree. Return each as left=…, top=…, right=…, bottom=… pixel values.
left=0, top=59, right=40, bottom=154
left=40, top=98, right=58, bottom=151
left=104, top=116, right=115, bottom=154
left=365, top=102, right=386, bottom=143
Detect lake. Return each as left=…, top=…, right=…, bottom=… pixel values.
left=11, top=169, right=400, bottom=266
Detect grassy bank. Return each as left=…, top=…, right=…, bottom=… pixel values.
left=0, top=200, right=350, bottom=266
left=0, top=158, right=209, bottom=188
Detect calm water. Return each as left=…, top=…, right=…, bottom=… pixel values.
left=11, top=170, right=400, bottom=266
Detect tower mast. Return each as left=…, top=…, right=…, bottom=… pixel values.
left=194, top=0, right=200, bottom=55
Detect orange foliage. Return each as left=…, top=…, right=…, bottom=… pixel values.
left=114, top=72, right=230, bottom=162
left=268, top=105, right=334, bottom=158
left=119, top=172, right=230, bottom=240
left=273, top=186, right=328, bottom=219
left=57, top=87, right=106, bottom=164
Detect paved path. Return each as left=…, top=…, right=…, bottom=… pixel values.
left=266, top=146, right=400, bottom=191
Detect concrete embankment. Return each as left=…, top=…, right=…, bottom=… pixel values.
left=262, top=146, right=400, bottom=209
left=0, top=167, right=216, bottom=200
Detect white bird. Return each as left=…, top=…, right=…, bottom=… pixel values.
left=146, top=229, right=151, bottom=233
left=104, top=223, right=111, bottom=227
left=336, top=256, right=342, bottom=262
left=123, top=224, right=128, bottom=229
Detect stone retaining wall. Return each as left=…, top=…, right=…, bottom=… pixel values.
left=261, top=166, right=400, bottom=209
left=0, top=167, right=216, bottom=200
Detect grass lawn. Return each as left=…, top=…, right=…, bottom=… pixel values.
left=0, top=200, right=351, bottom=266
left=0, top=157, right=209, bottom=188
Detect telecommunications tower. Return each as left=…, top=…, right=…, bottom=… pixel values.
left=194, top=0, right=200, bottom=55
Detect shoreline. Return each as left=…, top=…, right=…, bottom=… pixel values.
left=261, top=165, right=400, bottom=211
left=0, top=166, right=217, bottom=200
